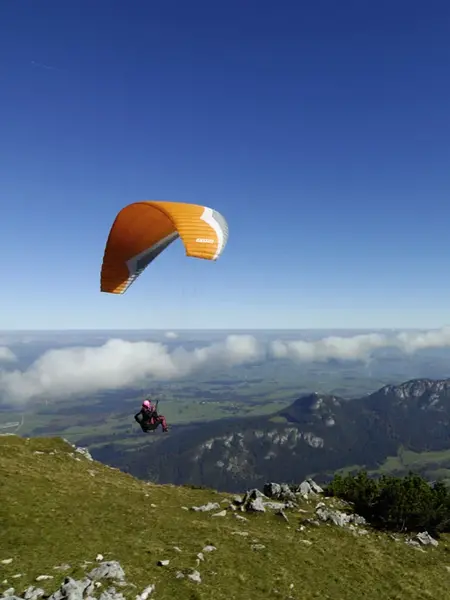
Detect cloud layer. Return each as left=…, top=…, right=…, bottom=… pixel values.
left=270, top=327, right=450, bottom=362
left=1, top=327, right=450, bottom=404
left=0, top=346, right=17, bottom=362
left=0, top=335, right=264, bottom=403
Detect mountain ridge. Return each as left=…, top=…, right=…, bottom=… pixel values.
left=91, top=377, right=450, bottom=492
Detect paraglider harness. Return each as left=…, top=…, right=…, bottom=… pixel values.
left=135, top=399, right=161, bottom=432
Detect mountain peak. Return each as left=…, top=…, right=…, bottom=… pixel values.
left=378, top=378, right=450, bottom=400
left=291, top=392, right=342, bottom=410
left=276, top=392, right=343, bottom=427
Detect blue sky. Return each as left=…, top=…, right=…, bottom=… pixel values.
left=1, top=0, right=450, bottom=330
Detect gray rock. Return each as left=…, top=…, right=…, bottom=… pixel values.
left=280, top=484, right=296, bottom=501
left=190, top=502, right=220, bottom=512
left=315, top=506, right=366, bottom=528
left=48, top=577, right=90, bottom=600
left=187, top=570, right=201, bottom=583
left=24, top=587, right=45, bottom=600
left=416, top=531, right=438, bottom=547
left=247, top=497, right=266, bottom=512
left=84, top=579, right=97, bottom=596
left=263, top=482, right=297, bottom=502
left=233, top=514, right=248, bottom=522
left=75, top=447, right=93, bottom=461
left=242, top=489, right=266, bottom=508
left=263, top=483, right=281, bottom=498
left=316, top=507, right=349, bottom=527
left=251, top=544, right=266, bottom=551
left=263, top=501, right=286, bottom=511
left=136, top=584, right=155, bottom=600
left=351, top=514, right=367, bottom=526
left=2, top=589, right=15, bottom=598
left=303, top=518, right=321, bottom=527
left=157, top=560, right=169, bottom=567
left=99, top=588, right=125, bottom=600
left=405, top=539, right=422, bottom=549
left=299, top=481, right=313, bottom=497
left=307, top=478, right=324, bottom=494
left=88, top=562, right=125, bottom=581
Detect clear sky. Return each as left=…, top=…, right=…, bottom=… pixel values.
left=1, top=0, right=450, bottom=330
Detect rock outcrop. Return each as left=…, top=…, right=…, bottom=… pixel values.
left=2, top=562, right=141, bottom=600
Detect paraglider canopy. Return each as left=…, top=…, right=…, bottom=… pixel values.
left=100, top=200, right=229, bottom=294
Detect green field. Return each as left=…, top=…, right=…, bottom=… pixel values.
left=333, top=448, right=450, bottom=487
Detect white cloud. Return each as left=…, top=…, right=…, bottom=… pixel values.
left=165, top=331, right=178, bottom=339
left=270, top=327, right=450, bottom=363
left=394, top=327, right=450, bottom=353
left=271, top=333, right=388, bottom=362
left=2, top=327, right=450, bottom=405
left=0, top=346, right=17, bottom=362
left=0, top=335, right=264, bottom=404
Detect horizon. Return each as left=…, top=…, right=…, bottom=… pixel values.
left=0, top=326, right=442, bottom=332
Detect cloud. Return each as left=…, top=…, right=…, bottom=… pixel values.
left=394, top=327, right=450, bottom=353
left=165, top=331, right=178, bottom=339
left=0, top=347, right=17, bottom=362
left=270, top=327, right=450, bottom=363
left=0, top=335, right=264, bottom=404
left=2, top=327, right=450, bottom=405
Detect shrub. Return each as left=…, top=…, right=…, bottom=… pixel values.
left=325, top=470, right=450, bottom=536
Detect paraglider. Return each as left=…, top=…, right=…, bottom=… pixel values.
left=134, top=398, right=168, bottom=433
left=100, top=200, right=229, bottom=294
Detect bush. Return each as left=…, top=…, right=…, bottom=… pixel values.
left=324, top=470, right=450, bottom=536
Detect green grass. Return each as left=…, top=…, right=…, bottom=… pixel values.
left=1, top=435, right=450, bottom=599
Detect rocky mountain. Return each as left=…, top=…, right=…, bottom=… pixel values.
left=91, top=378, right=450, bottom=492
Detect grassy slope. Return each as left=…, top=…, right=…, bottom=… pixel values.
left=1, top=436, right=450, bottom=600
